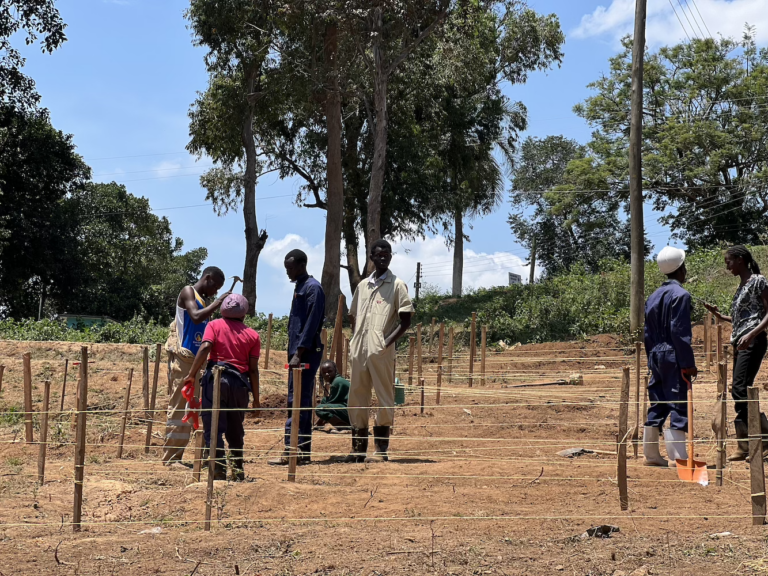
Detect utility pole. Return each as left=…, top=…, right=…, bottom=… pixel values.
left=414, top=262, right=422, bottom=301
left=528, top=236, right=536, bottom=285
left=629, top=0, right=647, bottom=340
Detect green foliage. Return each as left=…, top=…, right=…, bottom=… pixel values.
left=0, top=0, right=66, bottom=110
left=415, top=247, right=764, bottom=344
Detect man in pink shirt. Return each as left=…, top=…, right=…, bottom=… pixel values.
left=183, top=294, right=260, bottom=481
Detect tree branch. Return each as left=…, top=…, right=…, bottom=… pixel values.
left=384, top=2, right=450, bottom=77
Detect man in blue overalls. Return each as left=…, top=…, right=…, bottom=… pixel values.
left=269, top=249, right=325, bottom=465
left=643, top=246, right=698, bottom=467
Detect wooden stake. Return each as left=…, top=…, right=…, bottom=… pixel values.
left=420, top=377, right=425, bottom=415
left=642, top=375, right=648, bottom=431
left=263, top=313, right=274, bottom=369
left=407, top=337, right=415, bottom=388
left=73, top=347, right=88, bottom=532
left=428, top=317, right=436, bottom=355
left=343, top=336, right=350, bottom=378
left=0, top=364, right=4, bottom=395
left=142, top=346, right=150, bottom=414
left=436, top=324, right=445, bottom=405
left=288, top=367, right=302, bottom=482
left=204, top=366, right=223, bottom=531
left=617, top=367, right=630, bottom=511
left=38, top=380, right=51, bottom=485
left=416, top=324, right=423, bottom=383
left=716, top=320, right=723, bottom=367
left=59, top=359, right=69, bottom=411
left=192, top=375, right=204, bottom=482
left=705, top=312, right=713, bottom=370
left=447, top=327, right=455, bottom=385
left=633, top=341, right=642, bottom=458
left=117, top=369, right=134, bottom=459
left=480, top=326, right=487, bottom=386
left=333, top=295, right=345, bottom=369
left=716, top=361, right=726, bottom=487
left=144, top=344, right=161, bottom=454
left=23, top=352, right=34, bottom=444
left=748, top=386, right=766, bottom=525
left=468, top=313, right=477, bottom=387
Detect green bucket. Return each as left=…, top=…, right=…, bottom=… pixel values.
left=394, top=377, right=405, bottom=405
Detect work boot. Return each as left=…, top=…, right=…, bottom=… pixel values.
left=663, top=428, right=688, bottom=466
left=365, top=426, right=391, bottom=463
left=230, top=450, right=245, bottom=482
left=212, top=448, right=227, bottom=481
left=728, top=420, right=750, bottom=462
left=267, top=449, right=311, bottom=466
left=343, top=427, right=369, bottom=463
left=642, top=426, right=667, bottom=467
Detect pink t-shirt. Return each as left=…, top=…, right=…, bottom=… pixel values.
left=202, top=319, right=261, bottom=373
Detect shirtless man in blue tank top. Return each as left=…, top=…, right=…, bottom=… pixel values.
left=162, top=266, right=228, bottom=465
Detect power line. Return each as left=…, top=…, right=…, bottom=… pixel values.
left=677, top=0, right=701, bottom=39
left=687, top=0, right=712, bottom=37
left=85, top=151, right=190, bottom=161
left=682, top=0, right=706, bottom=39
left=92, top=164, right=213, bottom=178
left=668, top=0, right=693, bottom=42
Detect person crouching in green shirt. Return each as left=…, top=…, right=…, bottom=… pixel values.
left=315, top=360, right=350, bottom=431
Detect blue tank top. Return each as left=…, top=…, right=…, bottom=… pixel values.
left=175, top=288, right=206, bottom=353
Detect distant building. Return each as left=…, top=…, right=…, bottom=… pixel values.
left=508, top=272, right=522, bottom=286
left=56, top=314, right=117, bottom=329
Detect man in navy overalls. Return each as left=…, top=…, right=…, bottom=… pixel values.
left=269, top=249, right=325, bottom=465
left=643, top=246, right=698, bottom=467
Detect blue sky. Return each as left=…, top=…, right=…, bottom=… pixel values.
left=19, top=0, right=768, bottom=315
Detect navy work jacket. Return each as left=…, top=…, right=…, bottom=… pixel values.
left=643, top=280, right=696, bottom=369
left=288, top=273, right=326, bottom=357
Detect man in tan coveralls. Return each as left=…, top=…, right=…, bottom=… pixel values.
left=346, top=239, right=413, bottom=463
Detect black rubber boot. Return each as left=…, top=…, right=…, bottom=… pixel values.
left=343, top=428, right=369, bottom=463
left=365, top=426, right=390, bottom=463
left=728, top=420, right=750, bottom=462
left=230, top=449, right=245, bottom=481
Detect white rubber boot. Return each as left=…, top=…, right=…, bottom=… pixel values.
left=663, top=428, right=688, bottom=466
left=642, top=426, right=667, bottom=467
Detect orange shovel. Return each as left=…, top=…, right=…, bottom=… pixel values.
left=676, top=370, right=709, bottom=485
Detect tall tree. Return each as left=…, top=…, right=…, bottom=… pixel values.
left=186, top=1, right=271, bottom=314
left=573, top=31, right=768, bottom=248
left=0, top=0, right=66, bottom=109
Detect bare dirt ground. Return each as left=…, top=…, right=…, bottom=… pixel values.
left=1, top=327, right=767, bottom=575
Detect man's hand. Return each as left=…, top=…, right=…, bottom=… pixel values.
left=213, top=291, right=232, bottom=308
left=251, top=398, right=260, bottom=409
left=182, top=374, right=195, bottom=388
left=683, top=366, right=698, bottom=378
left=288, top=349, right=304, bottom=368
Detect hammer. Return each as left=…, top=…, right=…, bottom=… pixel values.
left=227, top=275, right=243, bottom=293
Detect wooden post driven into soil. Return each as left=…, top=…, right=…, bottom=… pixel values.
left=428, top=317, right=436, bottom=355
left=703, top=313, right=710, bottom=371
left=142, top=346, right=150, bottom=414
left=407, top=337, right=415, bottom=388
left=38, top=380, right=51, bottom=485
left=716, top=320, right=722, bottom=368
left=420, top=378, right=426, bottom=415
left=117, top=369, right=134, bottom=459
left=192, top=374, right=205, bottom=482
left=618, top=367, right=630, bottom=511
left=642, top=375, right=648, bottom=433
left=436, top=323, right=445, bottom=405
left=333, top=295, right=345, bottom=369
left=716, top=362, right=727, bottom=487
left=59, top=359, right=69, bottom=411
left=0, top=364, right=4, bottom=395
left=480, top=326, right=487, bottom=386
left=468, top=313, right=477, bottom=387
left=144, top=344, right=161, bottom=454
left=205, top=366, right=223, bottom=531
left=633, top=342, right=642, bottom=458
left=263, top=313, right=274, bottom=369
left=288, top=367, right=302, bottom=482
left=343, top=337, right=350, bottom=378
left=416, top=324, right=423, bottom=384
left=73, top=347, right=89, bottom=532
left=748, top=386, right=767, bottom=525
left=23, top=352, right=34, bottom=444
left=447, top=327, right=454, bottom=385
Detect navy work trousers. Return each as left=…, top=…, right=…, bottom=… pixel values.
left=284, top=351, right=322, bottom=455
left=732, top=332, right=768, bottom=424
left=644, top=348, right=688, bottom=431
left=201, top=362, right=251, bottom=452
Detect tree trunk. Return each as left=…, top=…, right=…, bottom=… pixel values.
left=342, top=109, right=364, bottom=296
left=452, top=210, right=464, bottom=297
left=242, top=68, right=268, bottom=315
left=343, top=199, right=363, bottom=295
left=321, top=22, right=344, bottom=322
left=365, top=7, right=387, bottom=275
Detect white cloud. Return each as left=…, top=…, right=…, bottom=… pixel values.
left=573, top=0, right=768, bottom=47
left=261, top=233, right=533, bottom=300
